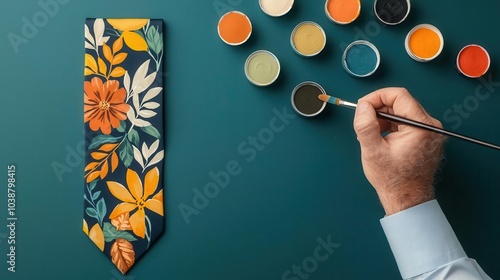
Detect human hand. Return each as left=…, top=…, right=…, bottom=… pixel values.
left=353, top=88, right=445, bottom=215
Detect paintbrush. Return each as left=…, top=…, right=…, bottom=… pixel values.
left=317, top=94, right=500, bottom=150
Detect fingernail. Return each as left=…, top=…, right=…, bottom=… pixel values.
left=357, top=101, right=369, bottom=113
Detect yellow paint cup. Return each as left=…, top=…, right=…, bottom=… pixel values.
left=290, top=22, right=326, bottom=57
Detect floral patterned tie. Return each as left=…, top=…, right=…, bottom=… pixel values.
left=82, top=18, right=164, bottom=274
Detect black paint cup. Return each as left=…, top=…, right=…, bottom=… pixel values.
left=291, top=82, right=327, bottom=117
left=374, top=0, right=411, bottom=25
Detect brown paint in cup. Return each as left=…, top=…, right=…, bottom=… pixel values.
left=292, top=82, right=327, bottom=117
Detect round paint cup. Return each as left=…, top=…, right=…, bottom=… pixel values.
left=217, top=11, right=252, bottom=46
left=325, top=0, right=361, bottom=25
left=244, top=50, right=281, bottom=86
left=456, top=44, right=490, bottom=78
left=291, top=82, right=327, bottom=117
left=259, top=0, right=294, bottom=17
left=374, top=0, right=411, bottom=25
left=405, top=24, right=444, bottom=62
left=342, top=40, right=380, bottom=77
left=290, top=22, right=327, bottom=57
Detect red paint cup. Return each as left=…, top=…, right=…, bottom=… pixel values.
left=456, top=44, right=490, bottom=78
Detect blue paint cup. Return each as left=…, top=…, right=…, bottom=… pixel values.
left=342, top=40, right=380, bottom=77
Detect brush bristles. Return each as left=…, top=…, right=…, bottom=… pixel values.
left=318, top=94, right=342, bottom=105
left=317, top=94, right=330, bottom=102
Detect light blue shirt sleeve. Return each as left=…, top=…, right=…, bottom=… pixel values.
left=380, top=200, right=492, bottom=280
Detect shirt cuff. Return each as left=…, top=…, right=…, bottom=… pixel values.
left=380, top=199, right=467, bottom=279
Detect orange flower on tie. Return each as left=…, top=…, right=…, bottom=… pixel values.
left=111, top=212, right=132, bottom=231
left=84, top=77, right=130, bottom=135
left=107, top=167, right=164, bottom=238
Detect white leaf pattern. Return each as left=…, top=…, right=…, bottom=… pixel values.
left=142, top=142, right=149, bottom=160
left=126, top=107, right=136, bottom=123
left=132, top=146, right=145, bottom=169
left=146, top=151, right=164, bottom=169
left=138, top=110, right=157, bottom=119
left=134, top=72, right=157, bottom=96
left=133, top=119, right=151, bottom=128
left=150, top=140, right=159, bottom=155
left=93, top=19, right=105, bottom=47
left=133, top=93, right=140, bottom=114
left=84, top=24, right=94, bottom=47
left=142, top=102, right=160, bottom=110
left=123, top=71, right=131, bottom=98
left=85, top=41, right=94, bottom=50
left=131, top=60, right=151, bottom=95
left=142, top=87, right=162, bottom=105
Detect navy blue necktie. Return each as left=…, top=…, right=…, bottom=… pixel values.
left=83, top=18, right=165, bottom=274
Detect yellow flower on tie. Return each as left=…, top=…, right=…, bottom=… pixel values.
left=107, top=167, right=163, bottom=238
left=83, top=219, right=105, bottom=251
left=106, top=19, right=149, bottom=51
left=107, top=19, right=148, bottom=31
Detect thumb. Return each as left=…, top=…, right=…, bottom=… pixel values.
left=353, top=101, right=384, bottom=150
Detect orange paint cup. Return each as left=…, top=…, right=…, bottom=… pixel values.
left=456, top=44, right=490, bottom=78
left=325, top=0, right=361, bottom=24
left=217, top=11, right=252, bottom=46
left=405, top=24, right=444, bottom=62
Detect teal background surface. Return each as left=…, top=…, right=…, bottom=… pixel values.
left=1, top=0, right=499, bottom=279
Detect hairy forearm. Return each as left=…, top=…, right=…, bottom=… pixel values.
left=367, top=136, right=445, bottom=216
left=377, top=187, right=435, bottom=216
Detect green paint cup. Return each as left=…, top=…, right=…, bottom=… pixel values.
left=244, top=50, right=281, bottom=86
